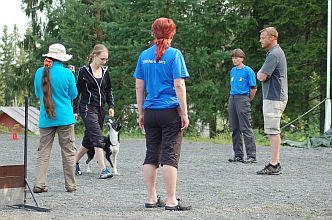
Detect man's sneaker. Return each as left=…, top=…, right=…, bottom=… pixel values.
left=75, top=163, right=82, bottom=175
left=228, top=156, right=244, bottom=163
left=243, top=157, right=257, bottom=164
left=256, top=163, right=281, bottom=175
left=99, top=167, right=113, bottom=179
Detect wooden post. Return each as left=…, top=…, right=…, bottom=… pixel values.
left=0, top=165, right=25, bottom=206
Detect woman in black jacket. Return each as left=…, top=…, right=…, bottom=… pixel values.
left=73, top=44, right=115, bottom=179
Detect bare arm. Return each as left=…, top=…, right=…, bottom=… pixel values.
left=249, top=86, right=257, bottom=102
left=257, top=71, right=268, bottom=82
left=174, top=78, right=189, bottom=130
left=135, top=79, right=145, bottom=129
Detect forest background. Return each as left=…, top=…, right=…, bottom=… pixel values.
left=0, top=0, right=330, bottom=143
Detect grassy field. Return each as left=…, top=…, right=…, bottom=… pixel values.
left=1, top=122, right=320, bottom=147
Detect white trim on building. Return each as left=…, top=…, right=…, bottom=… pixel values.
left=0, top=106, right=39, bottom=134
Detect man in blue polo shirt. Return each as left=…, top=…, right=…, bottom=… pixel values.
left=228, top=48, right=257, bottom=164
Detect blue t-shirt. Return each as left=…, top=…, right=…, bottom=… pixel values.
left=34, top=61, right=78, bottom=128
left=230, top=65, right=256, bottom=96
left=133, top=45, right=189, bottom=109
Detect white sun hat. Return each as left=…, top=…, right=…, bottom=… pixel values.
left=42, top=43, right=72, bottom=62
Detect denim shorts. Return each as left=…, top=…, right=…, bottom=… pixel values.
left=143, top=108, right=183, bottom=169
left=263, top=100, right=287, bottom=134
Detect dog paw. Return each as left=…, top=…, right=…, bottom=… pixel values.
left=87, top=169, right=92, bottom=173
left=113, top=171, right=120, bottom=175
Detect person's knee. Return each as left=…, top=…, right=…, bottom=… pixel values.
left=269, top=133, right=281, bottom=141
left=143, top=163, right=159, bottom=169
left=92, top=139, right=105, bottom=149
left=94, top=146, right=104, bottom=152
left=144, top=157, right=160, bottom=167
left=161, top=161, right=178, bottom=169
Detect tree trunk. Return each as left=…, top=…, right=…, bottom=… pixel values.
left=96, top=9, right=103, bottom=41
left=209, top=113, right=217, bottom=138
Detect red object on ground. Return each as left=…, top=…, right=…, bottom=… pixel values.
left=12, top=132, right=19, bottom=140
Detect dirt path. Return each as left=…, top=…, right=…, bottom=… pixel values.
left=1, top=134, right=331, bottom=219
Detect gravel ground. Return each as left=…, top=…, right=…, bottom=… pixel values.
left=0, top=134, right=331, bottom=220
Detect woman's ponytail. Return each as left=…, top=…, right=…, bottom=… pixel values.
left=152, top=17, right=176, bottom=62
left=42, top=58, right=55, bottom=118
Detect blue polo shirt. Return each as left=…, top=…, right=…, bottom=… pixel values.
left=34, top=61, right=78, bottom=128
left=133, top=45, right=189, bottom=109
left=230, top=65, right=256, bottom=96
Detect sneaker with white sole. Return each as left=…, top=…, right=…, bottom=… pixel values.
left=99, top=167, right=113, bottom=179
left=256, top=163, right=281, bottom=175
left=228, top=156, right=244, bottom=163
left=243, top=157, right=257, bottom=164
left=75, top=163, right=82, bottom=175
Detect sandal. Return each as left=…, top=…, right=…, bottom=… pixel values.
left=145, top=195, right=166, bottom=208
left=165, top=198, right=191, bottom=211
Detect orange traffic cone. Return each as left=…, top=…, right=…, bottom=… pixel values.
left=12, top=132, right=19, bottom=140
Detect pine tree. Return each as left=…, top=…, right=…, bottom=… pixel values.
left=0, top=25, right=15, bottom=106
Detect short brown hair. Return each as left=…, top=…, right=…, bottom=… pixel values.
left=260, top=27, right=278, bottom=39
left=230, top=48, right=245, bottom=59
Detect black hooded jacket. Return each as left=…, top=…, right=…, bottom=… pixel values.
left=73, top=65, right=114, bottom=113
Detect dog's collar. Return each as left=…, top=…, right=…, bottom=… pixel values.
left=109, top=141, right=118, bottom=146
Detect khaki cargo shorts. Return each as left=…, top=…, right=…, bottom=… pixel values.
left=263, top=100, right=287, bottom=135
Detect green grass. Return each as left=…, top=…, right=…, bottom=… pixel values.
left=72, top=126, right=320, bottom=147
left=184, top=129, right=271, bottom=146
left=158, top=129, right=317, bottom=147
left=121, top=130, right=145, bottom=139
left=2, top=120, right=317, bottom=147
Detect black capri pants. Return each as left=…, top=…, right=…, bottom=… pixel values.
left=80, top=105, right=105, bottom=149
left=143, top=108, right=183, bottom=169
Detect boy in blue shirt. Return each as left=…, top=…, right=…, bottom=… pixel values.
left=228, top=48, right=257, bottom=164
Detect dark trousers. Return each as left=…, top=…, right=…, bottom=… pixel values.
left=80, top=105, right=105, bottom=149
left=228, top=95, right=256, bottom=158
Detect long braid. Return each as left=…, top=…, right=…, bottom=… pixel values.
left=42, top=58, right=55, bottom=118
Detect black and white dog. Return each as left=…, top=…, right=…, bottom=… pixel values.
left=78, top=118, right=122, bottom=175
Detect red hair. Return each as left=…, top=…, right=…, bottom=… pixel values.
left=152, top=17, right=176, bottom=62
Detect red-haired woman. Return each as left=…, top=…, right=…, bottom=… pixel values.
left=133, top=17, right=191, bottom=211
